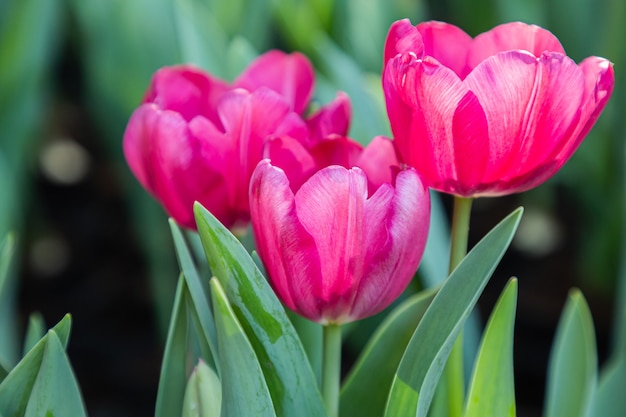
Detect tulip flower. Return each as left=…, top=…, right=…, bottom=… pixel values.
left=123, top=50, right=351, bottom=230
left=249, top=153, right=430, bottom=325
left=383, top=20, right=614, bottom=197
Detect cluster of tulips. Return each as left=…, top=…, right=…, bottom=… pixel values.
left=122, top=19, right=614, bottom=417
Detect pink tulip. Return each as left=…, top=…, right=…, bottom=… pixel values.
left=123, top=50, right=350, bottom=230
left=249, top=150, right=430, bottom=324
left=383, top=20, right=614, bottom=197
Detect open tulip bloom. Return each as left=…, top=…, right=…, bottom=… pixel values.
left=249, top=145, right=430, bottom=324
left=383, top=19, right=615, bottom=197
left=123, top=50, right=350, bottom=230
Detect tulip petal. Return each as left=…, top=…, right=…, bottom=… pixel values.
left=350, top=169, right=429, bottom=319
left=235, top=50, right=315, bottom=114
left=384, top=53, right=469, bottom=189
left=249, top=161, right=322, bottom=320
left=383, top=19, right=424, bottom=71
left=294, top=166, right=368, bottom=322
left=355, top=136, right=400, bottom=193
left=305, top=92, right=352, bottom=144
left=308, top=136, right=364, bottom=171
left=565, top=57, right=615, bottom=156
left=145, top=66, right=230, bottom=127
left=465, top=51, right=584, bottom=189
left=264, top=136, right=318, bottom=193
left=218, top=88, right=307, bottom=213
left=467, top=22, right=565, bottom=73
left=416, top=21, right=473, bottom=78
left=123, top=104, right=228, bottom=228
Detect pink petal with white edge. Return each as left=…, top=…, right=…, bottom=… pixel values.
left=350, top=168, right=430, bottom=320
left=467, top=22, right=565, bottom=74
left=416, top=21, right=473, bottom=78
left=235, top=50, right=314, bottom=114
left=465, top=51, right=584, bottom=186
left=249, top=160, right=323, bottom=320
left=563, top=57, right=615, bottom=158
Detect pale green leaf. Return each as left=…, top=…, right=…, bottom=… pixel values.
left=194, top=203, right=325, bottom=417
left=155, top=275, right=191, bottom=417
left=182, top=359, right=222, bottom=417
left=210, top=278, right=275, bottom=417
left=544, top=289, right=597, bottom=417
left=170, top=221, right=218, bottom=366
left=23, top=312, right=46, bottom=357
left=465, top=279, right=518, bottom=417
left=24, top=331, right=87, bottom=417
left=384, top=207, right=523, bottom=417
left=0, top=314, right=72, bottom=416
left=591, top=356, right=626, bottom=417
left=341, top=287, right=437, bottom=417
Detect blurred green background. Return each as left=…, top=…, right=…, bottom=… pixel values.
left=0, top=0, right=624, bottom=416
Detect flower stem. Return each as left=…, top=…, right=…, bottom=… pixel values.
left=322, top=323, right=342, bottom=417
left=445, top=196, right=473, bottom=417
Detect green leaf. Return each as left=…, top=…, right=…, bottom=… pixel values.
left=544, top=289, right=597, bottom=417
left=465, top=279, right=518, bottom=417
left=340, top=287, right=438, bottom=417
left=592, top=356, right=626, bottom=417
left=182, top=359, right=222, bottom=417
left=194, top=202, right=325, bottom=417
left=210, top=277, right=275, bottom=417
left=384, top=207, right=523, bottom=417
left=0, top=314, right=72, bottom=416
left=169, top=221, right=218, bottom=366
left=155, top=274, right=192, bottom=417
left=0, top=233, right=16, bottom=369
left=24, top=331, right=87, bottom=417
left=23, top=312, right=46, bottom=357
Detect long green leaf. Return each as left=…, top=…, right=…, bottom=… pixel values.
left=170, top=220, right=218, bottom=367
left=340, top=287, right=438, bottom=417
left=544, top=289, right=597, bottom=417
left=465, top=278, right=518, bottom=417
left=0, top=233, right=16, bottom=369
left=0, top=314, right=72, bottom=416
left=194, top=202, right=325, bottom=417
left=592, top=356, right=626, bottom=417
left=210, top=277, right=275, bottom=417
left=24, top=331, right=87, bottom=417
left=23, top=312, right=46, bottom=357
left=384, top=207, right=523, bottom=417
left=155, top=274, right=191, bottom=417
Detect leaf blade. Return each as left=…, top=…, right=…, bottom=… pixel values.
left=194, top=203, right=325, bottom=417
left=384, top=207, right=523, bottom=417
left=544, top=289, right=597, bottom=417
left=464, top=278, right=518, bottom=417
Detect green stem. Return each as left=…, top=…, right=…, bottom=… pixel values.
left=322, top=323, right=342, bottom=417
left=449, top=196, right=473, bottom=272
left=445, top=196, right=473, bottom=417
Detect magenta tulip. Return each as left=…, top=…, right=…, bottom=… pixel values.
left=383, top=20, right=615, bottom=197
left=249, top=156, right=430, bottom=324
left=123, top=50, right=350, bottom=230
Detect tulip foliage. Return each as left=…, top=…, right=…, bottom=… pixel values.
left=1, top=11, right=625, bottom=417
